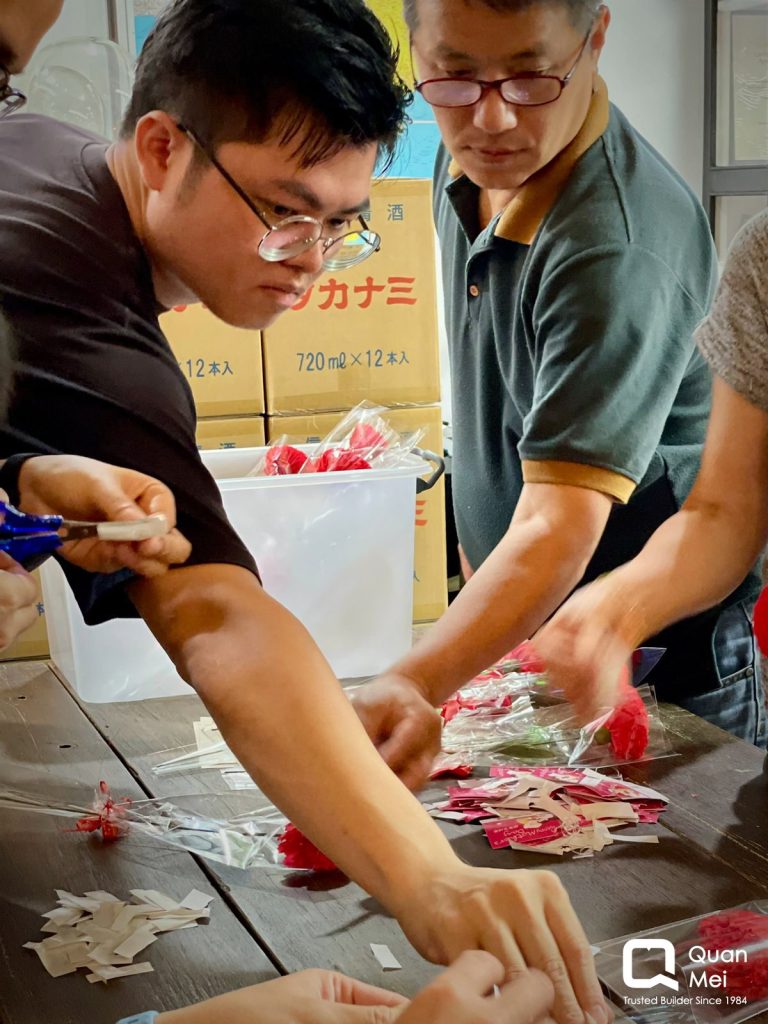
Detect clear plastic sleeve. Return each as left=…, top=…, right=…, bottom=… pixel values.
left=249, top=401, right=426, bottom=477
left=0, top=783, right=334, bottom=872
left=440, top=683, right=672, bottom=769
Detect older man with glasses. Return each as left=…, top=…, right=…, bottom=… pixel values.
left=355, top=0, right=765, bottom=783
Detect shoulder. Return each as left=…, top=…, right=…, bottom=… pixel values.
left=536, top=106, right=715, bottom=305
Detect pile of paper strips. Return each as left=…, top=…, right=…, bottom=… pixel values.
left=23, top=888, right=214, bottom=983
left=429, top=766, right=668, bottom=856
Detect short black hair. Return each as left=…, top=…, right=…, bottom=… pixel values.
left=123, top=0, right=410, bottom=169
left=404, top=0, right=601, bottom=31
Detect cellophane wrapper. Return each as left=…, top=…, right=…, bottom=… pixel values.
left=439, top=682, right=671, bottom=769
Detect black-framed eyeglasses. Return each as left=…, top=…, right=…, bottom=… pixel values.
left=0, top=68, right=26, bottom=119
left=415, top=28, right=593, bottom=109
left=178, top=124, right=381, bottom=271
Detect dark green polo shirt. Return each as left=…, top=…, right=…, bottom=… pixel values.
left=435, top=97, right=762, bottom=619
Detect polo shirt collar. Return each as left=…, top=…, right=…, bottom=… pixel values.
left=447, top=77, right=610, bottom=246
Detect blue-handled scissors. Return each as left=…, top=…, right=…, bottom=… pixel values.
left=0, top=500, right=170, bottom=570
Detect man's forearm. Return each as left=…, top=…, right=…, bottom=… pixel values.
left=391, top=505, right=605, bottom=706
left=583, top=499, right=768, bottom=650
left=143, top=573, right=459, bottom=909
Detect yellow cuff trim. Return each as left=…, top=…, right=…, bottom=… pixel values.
left=522, top=459, right=636, bottom=504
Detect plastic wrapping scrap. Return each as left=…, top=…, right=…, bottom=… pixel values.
left=429, top=765, right=668, bottom=857
left=594, top=900, right=768, bottom=1023
left=0, top=782, right=337, bottom=872
left=249, top=402, right=426, bottom=477
left=439, top=683, right=671, bottom=769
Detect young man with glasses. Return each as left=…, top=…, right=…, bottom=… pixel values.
left=0, top=0, right=191, bottom=654
left=355, top=0, right=764, bottom=773
left=0, top=2, right=608, bottom=1020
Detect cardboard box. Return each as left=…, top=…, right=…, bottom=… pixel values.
left=263, top=179, right=440, bottom=414
left=196, top=416, right=266, bottom=450
left=161, top=304, right=265, bottom=417
left=0, top=570, right=49, bottom=661
left=267, top=405, right=447, bottom=621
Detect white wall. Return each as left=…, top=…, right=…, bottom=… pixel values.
left=599, top=0, right=705, bottom=197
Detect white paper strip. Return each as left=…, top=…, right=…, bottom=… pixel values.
left=370, top=943, right=402, bottom=970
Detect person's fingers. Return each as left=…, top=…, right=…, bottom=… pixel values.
left=396, top=751, right=438, bottom=792
left=436, top=950, right=506, bottom=996
left=378, top=711, right=441, bottom=775
left=0, top=550, right=33, bottom=577
left=478, top=924, right=529, bottom=984
left=0, top=602, right=39, bottom=651
left=140, top=478, right=179, bottom=527
left=497, top=969, right=556, bottom=1024
left=328, top=973, right=409, bottom=1007
left=544, top=891, right=609, bottom=1024
left=0, top=562, right=38, bottom=604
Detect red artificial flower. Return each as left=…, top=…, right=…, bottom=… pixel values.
left=277, top=823, right=338, bottom=872
left=264, top=445, right=308, bottom=476
left=687, top=911, right=768, bottom=1004
left=73, top=781, right=131, bottom=842
left=754, top=586, right=768, bottom=657
left=304, top=450, right=372, bottom=473
left=324, top=450, right=372, bottom=472
left=430, top=762, right=474, bottom=780
left=348, top=424, right=388, bottom=453
left=603, top=674, right=650, bottom=761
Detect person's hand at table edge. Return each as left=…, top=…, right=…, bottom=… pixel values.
left=154, top=968, right=406, bottom=1024
left=390, top=864, right=610, bottom=1024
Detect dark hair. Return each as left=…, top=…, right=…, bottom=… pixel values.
left=122, top=0, right=410, bottom=169
left=404, top=0, right=601, bottom=31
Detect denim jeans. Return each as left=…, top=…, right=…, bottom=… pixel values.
left=664, top=602, right=767, bottom=748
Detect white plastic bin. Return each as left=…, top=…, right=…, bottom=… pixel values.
left=41, top=446, right=443, bottom=702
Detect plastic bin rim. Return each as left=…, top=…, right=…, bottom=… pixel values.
left=202, top=445, right=429, bottom=487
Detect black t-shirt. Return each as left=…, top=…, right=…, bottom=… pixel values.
left=0, top=114, right=258, bottom=623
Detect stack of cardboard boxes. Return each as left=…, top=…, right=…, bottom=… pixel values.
left=1, top=179, right=446, bottom=663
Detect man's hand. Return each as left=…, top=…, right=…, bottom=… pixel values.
left=16, top=454, right=191, bottom=576
left=351, top=672, right=442, bottom=790
left=400, top=951, right=556, bottom=1024
left=533, top=579, right=639, bottom=724
left=0, top=549, right=40, bottom=651
left=394, top=865, right=610, bottom=1024
left=156, top=968, right=407, bottom=1024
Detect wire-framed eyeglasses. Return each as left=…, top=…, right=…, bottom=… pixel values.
left=415, top=28, right=593, bottom=109
left=0, top=68, right=26, bottom=119
left=178, top=124, right=381, bottom=271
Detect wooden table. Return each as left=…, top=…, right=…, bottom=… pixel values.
left=1, top=660, right=767, bottom=1023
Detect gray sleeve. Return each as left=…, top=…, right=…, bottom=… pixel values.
left=696, top=209, right=768, bottom=412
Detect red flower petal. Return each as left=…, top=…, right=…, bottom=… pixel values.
left=348, top=424, right=388, bottom=452
left=264, top=445, right=308, bottom=476
left=277, top=823, right=338, bottom=871
left=606, top=677, right=650, bottom=760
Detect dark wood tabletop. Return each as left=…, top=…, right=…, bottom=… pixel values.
left=2, top=659, right=767, bottom=1023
